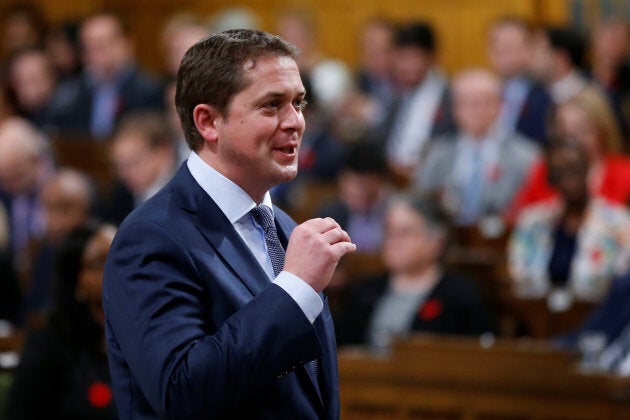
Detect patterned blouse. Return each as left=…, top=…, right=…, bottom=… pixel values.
left=508, top=197, right=630, bottom=302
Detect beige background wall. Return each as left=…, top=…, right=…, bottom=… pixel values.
left=31, top=0, right=568, bottom=75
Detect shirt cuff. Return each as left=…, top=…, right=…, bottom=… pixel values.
left=273, top=271, right=323, bottom=323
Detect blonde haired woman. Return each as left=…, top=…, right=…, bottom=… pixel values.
left=509, top=86, right=630, bottom=220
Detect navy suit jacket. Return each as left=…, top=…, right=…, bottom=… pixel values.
left=103, top=164, right=340, bottom=419
left=556, top=271, right=630, bottom=349
left=515, top=82, right=552, bottom=146
left=48, top=66, right=164, bottom=137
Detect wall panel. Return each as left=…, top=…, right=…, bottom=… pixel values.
left=30, top=0, right=568, bottom=76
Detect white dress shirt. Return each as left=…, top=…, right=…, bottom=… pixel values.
left=386, top=69, right=448, bottom=168
left=187, top=151, right=323, bottom=323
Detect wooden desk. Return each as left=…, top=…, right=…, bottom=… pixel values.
left=339, top=335, right=630, bottom=419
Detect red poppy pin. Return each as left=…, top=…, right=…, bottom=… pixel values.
left=87, top=381, right=113, bottom=408
left=591, top=248, right=603, bottom=263
left=487, top=164, right=502, bottom=182
left=418, top=298, right=442, bottom=321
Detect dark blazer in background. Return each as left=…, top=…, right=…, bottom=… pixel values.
left=48, top=66, right=164, bottom=137
left=103, top=164, right=339, bottom=419
left=334, top=273, right=496, bottom=347
left=515, top=82, right=553, bottom=146
left=556, top=271, right=630, bottom=348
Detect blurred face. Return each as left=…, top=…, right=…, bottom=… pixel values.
left=554, top=103, right=602, bottom=161
left=163, top=25, right=208, bottom=76
left=487, top=24, right=531, bottom=78
left=592, top=22, right=630, bottom=65
left=382, top=202, right=443, bottom=274
left=338, top=171, right=386, bottom=213
left=2, top=14, right=40, bottom=55
left=548, top=148, right=589, bottom=206
left=360, top=22, right=393, bottom=77
left=392, top=46, right=432, bottom=90
left=81, top=15, right=131, bottom=80
left=46, top=30, right=80, bottom=77
left=111, top=132, right=170, bottom=195
left=10, top=51, right=55, bottom=111
left=78, top=226, right=116, bottom=327
left=453, top=76, right=501, bottom=138
left=277, top=15, right=312, bottom=57
left=204, top=55, right=306, bottom=202
left=41, top=179, right=89, bottom=243
left=529, top=32, right=556, bottom=82
left=0, top=149, right=39, bottom=194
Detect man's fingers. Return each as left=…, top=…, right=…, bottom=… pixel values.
left=330, top=241, right=357, bottom=258
left=321, top=227, right=352, bottom=245
left=301, top=217, right=341, bottom=233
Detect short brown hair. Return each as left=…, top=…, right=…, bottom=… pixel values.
left=175, top=29, right=300, bottom=151
left=112, top=111, right=172, bottom=150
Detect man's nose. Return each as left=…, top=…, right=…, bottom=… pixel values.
left=280, top=105, right=305, bottom=132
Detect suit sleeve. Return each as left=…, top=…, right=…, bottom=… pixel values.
left=103, top=219, right=322, bottom=418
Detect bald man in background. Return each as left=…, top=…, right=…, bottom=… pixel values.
left=413, top=68, right=540, bottom=228
left=0, top=117, right=54, bottom=260
left=0, top=117, right=55, bottom=327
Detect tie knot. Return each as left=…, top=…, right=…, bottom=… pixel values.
left=251, top=205, right=275, bottom=231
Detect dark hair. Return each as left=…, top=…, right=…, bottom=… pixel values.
left=546, top=26, right=586, bottom=68
left=113, top=111, right=173, bottom=150
left=175, top=29, right=300, bottom=151
left=342, top=141, right=388, bottom=175
left=395, top=21, right=435, bottom=53
left=49, top=224, right=101, bottom=348
left=392, top=192, right=451, bottom=235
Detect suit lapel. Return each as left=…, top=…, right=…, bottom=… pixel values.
left=172, top=166, right=269, bottom=296
left=174, top=168, right=329, bottom=413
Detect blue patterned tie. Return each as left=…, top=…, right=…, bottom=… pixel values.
left=251, top=205, right=285, bottom=277
left=250, top=205, right=321, bottom=394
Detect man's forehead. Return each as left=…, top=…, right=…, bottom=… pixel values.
left=239, top=56, right=304, bottom=91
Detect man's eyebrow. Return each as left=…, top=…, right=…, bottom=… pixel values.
left=259, top=90, right=306, bottom=100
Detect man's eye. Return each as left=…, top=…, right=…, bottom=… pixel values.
left=294, top=99, right=308, bottom=110
left=265, top=101, right=279, bottom=109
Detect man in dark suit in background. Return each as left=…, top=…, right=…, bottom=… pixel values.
left=48, top=12, right=163, bottom=139
left=103, top=29, right=356, bottom=419
left=487, top=16, right=552, bottom=145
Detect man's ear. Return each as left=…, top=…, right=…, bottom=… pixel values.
left=193, top=104, right=222, bottom=143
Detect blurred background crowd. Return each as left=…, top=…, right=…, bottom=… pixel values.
left=2, top=0, right=630, bottom=417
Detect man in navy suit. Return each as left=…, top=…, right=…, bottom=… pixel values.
left=48, top=12, right=164, bottom=140
left=103, top=29, right=356, bottom=419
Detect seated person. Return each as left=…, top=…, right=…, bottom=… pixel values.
left=6, top=223, right=118, bottom=419
left=20, top=168, right=94, bottom=328
left=554, top=271, right=630, bottom=375
left=98, top=111, right=177, bottom=225
left=556, top=270, right=630, bottom=349
left=413, top=68, right=539, bottom=228
left=317, top=141, right=393, bottom=254
left=509, top=86, right=630, bottom=221
left=508, top=141, right=630, bottom=309
left=334, top=192, right=495, bottom=352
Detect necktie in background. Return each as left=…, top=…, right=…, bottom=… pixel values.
left=250, top=205, right=321, bottom=394
left=458, top=147, right=484, bottom=225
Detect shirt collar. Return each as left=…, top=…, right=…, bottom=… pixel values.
left=551, top=70, right=588, bottom=103
left=186, top=151, right=273, bottom=224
